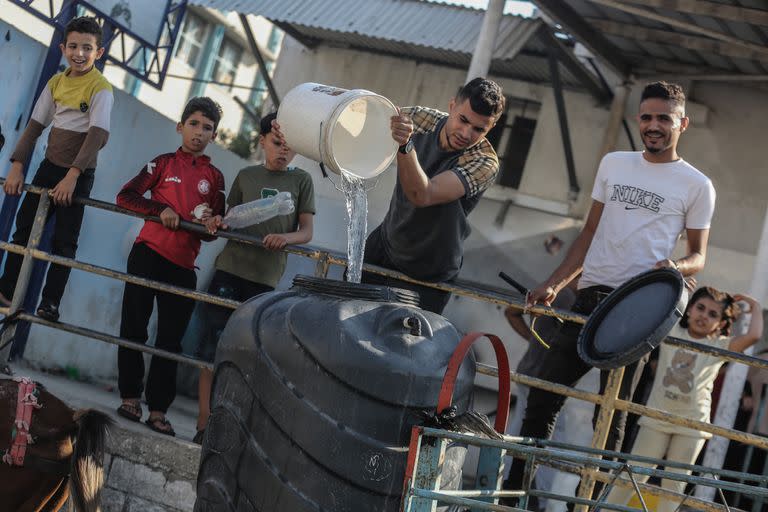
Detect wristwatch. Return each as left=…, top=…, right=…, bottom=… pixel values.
left=398, top=139, right=414, bottom=154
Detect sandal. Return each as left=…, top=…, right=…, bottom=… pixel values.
left=116, top=401, right=142, bottom=422
left=145, top=415, right=176, bottom=437
left=193, top=428, right=205, bottom=445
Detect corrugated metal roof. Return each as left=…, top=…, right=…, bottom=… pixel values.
left=534, top=0, right=768, bottom=79
left=188, top=0, right=587, bottom=88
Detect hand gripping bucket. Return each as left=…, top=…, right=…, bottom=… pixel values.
left=277, top=83, right=399, bottom=180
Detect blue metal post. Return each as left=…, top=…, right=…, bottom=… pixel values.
left=403, top=434, right=448, bottom=512
left=95, top=19, right=115, bottom=72
left=472, top=445, right=507, bottom=510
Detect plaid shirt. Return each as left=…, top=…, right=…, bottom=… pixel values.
left=402, top=106, right=499, bottom=197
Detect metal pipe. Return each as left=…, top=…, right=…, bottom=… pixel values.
left=14, top=311, right=213, bottom=370
left=239, top=13, right=280, bottom=108
left=466, top=0, right=505, bottom=81
left=0, top=241, right=241, bottom=310
left=0, top=194, right=50, bottom=362
left=547, top=49, right=580, bottom=199
left=576, top=366, right=625, bottom=512
left=476, top=364, right=768, bottom=450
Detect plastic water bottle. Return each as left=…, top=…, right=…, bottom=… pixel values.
left=223, top=191, right=295, bottom=228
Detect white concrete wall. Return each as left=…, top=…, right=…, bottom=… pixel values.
left=0, top=20, right=249, bottom=379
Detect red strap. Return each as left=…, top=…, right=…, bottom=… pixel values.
left=4, top=377, right=40, bottom=466
left=436, top=332, right=511, bottom=433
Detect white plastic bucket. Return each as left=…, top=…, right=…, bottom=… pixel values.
left=277, top=83, right=398, bottom=179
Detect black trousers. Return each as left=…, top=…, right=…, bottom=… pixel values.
left=0, top=159, right=94, bottom=305
left=195, top=269, right=273, bottom=363
left=504, top=285, right=649, bottom=492
left=361, top=226, right=452, bottom=315
left=118, top=243, right=196, bottom=413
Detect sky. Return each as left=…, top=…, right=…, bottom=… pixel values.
left=432, top=0, right=537, bottom=17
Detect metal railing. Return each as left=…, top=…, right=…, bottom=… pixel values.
left=1, top=179, right=768, bottom=511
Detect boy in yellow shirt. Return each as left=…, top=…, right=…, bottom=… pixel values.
left=0, top=17, right=113, bottom=322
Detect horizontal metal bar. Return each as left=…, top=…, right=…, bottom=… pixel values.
left=478, top=363, right=768, bottom=450
left=530, top=490, right=644, bottom=512
left=423, top=489, right=525, bottom=498
left=618, top=398, right=768, bottom=449
left=14, top=311, right=213, bottom=370
left=410, top=488, right=526, bottom=511
left=0, top=241, right=241, bottom=309
left=479, top=364, right=603, bottom=405
left=417, top=428, right=768, bottom=497
left=536, top=438, right=768, bottom=484
left=664, top=336, right=768, bottom=370
left=526, top=457, right=734, bottom=512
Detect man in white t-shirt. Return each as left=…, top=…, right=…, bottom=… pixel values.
left=503, top=81, right=716, bottom=496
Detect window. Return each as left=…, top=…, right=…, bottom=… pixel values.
left=211, top=38, right=242, bottom=90
left=486, top=98, right=541, bottom=189
left=175, top=12, right=207, bottom=67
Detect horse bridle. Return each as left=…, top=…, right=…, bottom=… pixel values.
left=2, top=377, right=70, bottom=477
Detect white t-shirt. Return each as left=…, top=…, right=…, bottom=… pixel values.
left=639, top=324, right=730, bottom=438
left=580, top=152, right=716, bottom=289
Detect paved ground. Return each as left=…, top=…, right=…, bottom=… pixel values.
left=7, top=360, right=200, bottom=442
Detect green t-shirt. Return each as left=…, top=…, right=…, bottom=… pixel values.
left=215, top=164, right=315, bottom=287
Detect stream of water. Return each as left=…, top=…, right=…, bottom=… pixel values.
left=339, top=171, right=368, bottom=283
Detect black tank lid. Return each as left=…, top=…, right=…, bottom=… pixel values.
left=292, top=275, right=420, bottom=307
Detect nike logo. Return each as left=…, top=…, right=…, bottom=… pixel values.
left=624, top=206, right=639, bottom=210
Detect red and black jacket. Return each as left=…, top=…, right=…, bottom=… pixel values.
left=117, top=148, right=225, bottom=269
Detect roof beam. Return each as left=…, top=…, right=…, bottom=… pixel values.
left=531, top=0, right=631, bottom=78
left=537, top=26, right=611, bottom=102
left=612, top=0, right=768, bottom=27
left=590, top=18, right=768, bottom=62
left=642, top=73, right=768, bottom=82
left=270, top=20, right=320, bottom=49
left=584, top=0, right=768, bottom=57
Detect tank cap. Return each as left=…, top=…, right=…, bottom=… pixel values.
left=292, top=275, right=420, bottom=306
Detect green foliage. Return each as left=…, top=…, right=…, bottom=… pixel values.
left=218, top=129, right=256, bottom=159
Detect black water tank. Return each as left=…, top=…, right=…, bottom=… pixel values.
left=195, top=276, right=475, bottom=512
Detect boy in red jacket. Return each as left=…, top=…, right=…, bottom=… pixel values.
left=115, top=97, right=225, bottom=436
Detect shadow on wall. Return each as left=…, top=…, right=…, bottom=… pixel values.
left=460, top=226, right=581, bottom=290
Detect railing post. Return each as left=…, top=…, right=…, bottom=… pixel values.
left=314, top=251, right=331, bottom=278
left=0, top=193, right=50, bottom=363
left=575, top=366, right=625, bottom=512
left=403, top=434, right=447, bottom=512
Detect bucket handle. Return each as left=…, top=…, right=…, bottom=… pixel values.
left=436, top=332, right=511, bottom=434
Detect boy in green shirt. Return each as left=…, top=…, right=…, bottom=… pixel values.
left=195, top=112, right=315, bottom=442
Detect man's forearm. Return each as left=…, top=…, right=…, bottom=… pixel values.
left=397, top=152, right=431, bottom=206
left=671, top=252, right=705, bottom=276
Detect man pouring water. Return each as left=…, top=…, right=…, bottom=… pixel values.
left=361, top=77, right=505, bottom=313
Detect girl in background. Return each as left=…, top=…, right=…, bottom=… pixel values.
left=606, top=286, right=763, bottom=512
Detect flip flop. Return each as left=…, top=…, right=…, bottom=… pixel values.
left=145, top=416, right=176, bottom=437
left=116, top=402, right=142, bottom=422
